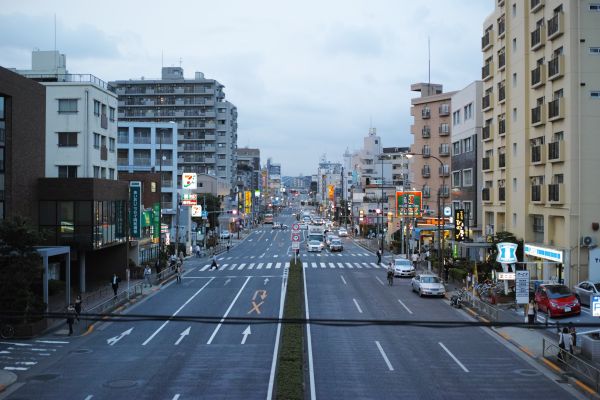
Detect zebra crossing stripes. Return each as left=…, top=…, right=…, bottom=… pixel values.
left=320, top=262, right=326, bottom=269
left=248, top=263, right=255, bottom=270
left=257, top=263, right=264, bottom=269
left=200, top=264, right=210, bottom=271
left=370, top=263, right=381, bottom=269
left=275, top=262, right=282, bottom=269
left=229, top=264, right=237, bottom=270
left=345, top=262, right=354, bottom=269
left=311, top=262, right=318, bottom=269
left=221, top=264, right=229, bottom=270
left=266, top=262, right=273, bottom=269
left=238, top=263, right=246, bottom=270
left=337, top=262, right=345, bottom=269
left=194, top=261, right=386, bottom=272
left=328, top=263, right=336, bottom=269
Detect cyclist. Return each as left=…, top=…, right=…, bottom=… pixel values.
left=387, top=262, right=394, bottom=286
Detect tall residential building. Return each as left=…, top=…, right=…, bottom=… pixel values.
left=450, top=81, right=483, bottom=239
left=236, top=147, right=260, bottom=192
left=410, top=83, right=456, bottom=216
left=382, top=146, right=412, bottom=188
left=110, top=67, right=238, bottom=189
left=481, top=1, right=600, bottom=285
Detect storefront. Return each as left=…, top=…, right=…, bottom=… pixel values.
left=524, top=243, right=565, bottom=284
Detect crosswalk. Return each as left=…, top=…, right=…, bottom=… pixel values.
left=198, top=261, right=384, bottom=271
left=0, top=339, right=70, bottom=372
left=213, top=252, right=372, bottom=262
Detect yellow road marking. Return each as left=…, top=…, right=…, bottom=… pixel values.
left=574, top=379, right=596, bottom=395
left=542, top=358, right=562, bottom=373
left=520, top=346, right=534, bottom=357
left=498, top=331, right=511, bottom=340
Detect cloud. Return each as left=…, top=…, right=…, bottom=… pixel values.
left=324, top=25, right=384, bottom=57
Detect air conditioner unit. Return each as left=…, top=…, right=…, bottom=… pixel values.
left=581, top=236, right=598, bottom=247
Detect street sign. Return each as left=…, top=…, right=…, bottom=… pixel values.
left=292, top=242, right=300, bottom=250
left=291, top=233, right=301, bottom=242
left=498, top=272, right=515, bottom=280
left=515, top=270, right=530, bottom=304
left=593, top=296, right=600, bottom=317
left=201, top=210, right=208, bottom=218
left=292, top=223, right=300, bottom=231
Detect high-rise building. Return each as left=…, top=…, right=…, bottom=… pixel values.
left=481, top=1, right=600, bottom=284
left=110, top=68, right=238, bottom=189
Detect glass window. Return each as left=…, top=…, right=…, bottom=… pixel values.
left=118, top=128, right=129, bottom=143
left=93, top=100, right=100, bottom=116
left=463, top=169, right=473, bottom=186
left=463, top=137, right=473, bottom=152
left=39, top=201, right=57, bottom=225
left=58, top=132, right=78, bottom=147
left=76, top=201, right=92, bottom=225
left=58, top=166, right=77, bottom=178
left=58, top=201, right=74, bottom=237
left=93, top=166, right=100, bottom=178
left=109, top=107, right=115, bottom=121
left=109, top=138, right=115, bottom=152
left=94, top=133, right=100, bottom=148
left=109, top=168, right=115, bottom=180
left=452, top=171, right=461, bottom=187
left=58, top=99, right=78, bottom=113
left=452, top=141, right=461, bottom=155
left=0, top=97, right=4, bottom=119
left=0, top=148, right=4, bottom=172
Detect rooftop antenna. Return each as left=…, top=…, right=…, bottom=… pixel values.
left=179, top=57, right=183, bottom=68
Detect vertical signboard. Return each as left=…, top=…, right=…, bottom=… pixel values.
left=395, top=191, right=422, bottom=217
left=129, top=182, right=141, bottom=238
left=245, top=191, right=252, bottom=214
left=328, top=185, right=335, bottom=201
left=116, top=200, right=125, bottom=238
left=454, top=209, right=465, bottom=241
left=152, top=202, right=160, bottom=239
left=515, top=270, right=530, bottom=304
left=182, top=173, right=197, bottom=190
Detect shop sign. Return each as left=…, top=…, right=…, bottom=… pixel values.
left=181, top=193, right=197, bottom=206
left=129, top=182, right=141, bottom=238
left=182, top=173, right=197, bottom=190
left=153, top=203, right=160, bottom=239
left=524, top=244, right=563, bottom=263
left=498, top=272, right=516, bottom=280
left=515, top=270, right=530, bottom=304
left=191, top=205, right=202, bottom=217
left=496, top=242, right=518, bottom=264
left=454, top=209, right=465, bottom=242
left=396, top=191, right=422, bottom=218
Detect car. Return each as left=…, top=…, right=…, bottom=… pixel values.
left=411, top=274, right=446, bottom=297
left=338, top=227, right=348, bottom=237
left=299, top=222, right=308, bottom=230
left=393, top=258, right=415, bottom=277
left=219, top=230, right=230, bottom=239
left=535, top=284, right=581, bottom=318
left=272, top=223, right=281, bottom=229
left=329, top=238, right=343, bottom=252
left=573, top=281, right=600, bottom=307
left=325, top=234, right=337, bottom=246
left=306, top=240, right=323, bottom=252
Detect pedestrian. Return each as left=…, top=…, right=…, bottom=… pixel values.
left=175, top=264, right=182, bottom=284
left=558, top=327, right=572, bottom=361
left=111, top=273, right=120, bottom=297
left=66, top=303, right=76, bottom=336
left=74, top=295, right=82, bottom=321
left=466, top=273, right=472, bottom=289
left=411, top=252, right=419, bottom=269
left=195, top=244, right=201, bottom=258
left=210, top=255, right=219, bottom=270
left=144, top=265, right=152, bottom=288
left=527, top=299, right=536, bottom=325
left=569, top=323, right=577, bottom=349
left=376, top=249, right=382, bottom=264
left=227, top=242, right=230, bottom=252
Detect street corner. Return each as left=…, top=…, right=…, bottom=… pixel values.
left=0, top=370, right=18, bottom=392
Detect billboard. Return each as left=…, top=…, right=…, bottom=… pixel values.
left=454, top=209, right=465, bottom=242
left=152, top=203, right=160, bottom=239
left=395, top=191, right=422, bottom=217
left=191, top=205, right=202, bottom=217
left=245, top=191, right=252, bottom=214
left=328, top=185, right=335, bottom=201
left=181, top=193, right=197, bottom=206
left=182, top=173, right=197, bottom=190
left=129, top=181, right=141, bottom=238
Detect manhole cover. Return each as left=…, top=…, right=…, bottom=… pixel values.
left=29, top=373, right=60, bottom=382
left=514, top=369, right=541, bottom=377
left=105, top=379, right=138, bottom=389
left=71, top=348, right=92, bottom=354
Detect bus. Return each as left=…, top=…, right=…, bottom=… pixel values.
left=263, top=213, right=274, bottom=224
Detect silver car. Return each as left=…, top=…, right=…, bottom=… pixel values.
left=573, top=281, right=600, bottom=306
left=393, top=258, right=415, bottom=278
left=411, top=274, right=446, bottom=297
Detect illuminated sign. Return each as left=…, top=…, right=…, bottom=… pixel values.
left=524, top=244, right=563, bottom=263
left=181, top=193, right=197, bottom=206
left=396, top=191, right=422, bottom=217
left=245, top=191, right=252, bottom=214
left=498, top=272, right=516, bottom=280
left=182, top=173, right=197, bottom=189
left=328, top=185, right=335, bottom=201
left=129, top=182, right=141, bottom=238
left=454, top=209, right=465, bottom=242
left=496, top=242, right=518, bottom=264
left=191, top=205, right=202, bottom=217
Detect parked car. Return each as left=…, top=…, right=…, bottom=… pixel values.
left=573, top=281, right=600, bottom=307
left=338, top=227, right=348, bottom=237
left=329, top=238, right=343, bottom=252
left=219, top=230, right=230, bottom=239
left=411, top=274, right=446, bottom=297
left=393, top=258, right=415, bottom=277
left=535, top=284, right=581, bottom=318
left=306, top=240, right=323, bottom=252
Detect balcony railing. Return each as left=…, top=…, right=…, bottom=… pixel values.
left=482, top=30, right=493, bottom=51
left=498, top=85, right=506, bottom=102
left=531, top=0, right=544, bottom=12
left=499, top=118, right=506, bottom=135
left=439, top=186, right=450, bottom=198
left=422, top=147, right=431, bottom=157
left=547, top=12, right=564, bottom=40
left=482, top=124, right=493, bottom=141
left=422, top=127, right=431, bottom=138
left=531, top=64, right=546, bottom=88
left=499, top=153, right=506, bottom=168
left=531, top=25, right=545, bottom=51
left=117, top=158, right=129, bottom=166
left=531, top=145, right=545, bottom=164
left=482, top=63, right=493, bottom=81
left=133, top=158, right=151, bottom=167
left=498, top=51, right=506, bottom=70
left=548, top=98, right=564, bottom=121
left=439, top=125, right=450, bottom=136
left=498, top=187, right=506, bottom=202
left=439, top=146, right=450, bottom=156
left=548, top=55, right=564, bottom=80
left=422, top=108, right=431, bottom=119
left=438, top=167, right=450, bottom=177
left=482, top=93, right=493, bottom=111
left=548, top=141, right=564, bottom=162
left=548, top=183, right=564, bottom=204
left=531, top=105, right=545, bottom=126
left=423, top=189, right=431, bottom=198
left=439, top=105, right=450, bottom=116
left=531, top=184, right=544, bottom=203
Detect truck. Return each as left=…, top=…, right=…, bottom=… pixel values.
left=307, top=224, right=325, bottom=245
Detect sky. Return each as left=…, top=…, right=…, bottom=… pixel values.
left=0, top=0, right=494, bottom=177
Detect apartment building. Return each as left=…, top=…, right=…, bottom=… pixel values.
left=382, top=146, right=412, bottom=188
left=481, top=0, right=600, bottom=285
left=110, top=67, right=238, bottom=189
left=410, top=83, right=456, bottom=216
left=236, top=147, right=260, bottom=193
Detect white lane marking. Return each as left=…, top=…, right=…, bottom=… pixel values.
left=267, top=256, right=290, bottom=400
left=174, top=327, right=191, bottom=346
left=302, top=255, right=317, bottom=400
left=3, top=367, right=27, bottom=371
left=15, top=361, right=37, bottom=365
left=302, top=262, right=308, bottom=269
left=35, top=340, right=69, bottom=344
left=398, top=299, right=413, bottom=314
left=311, top=262, right=317, bottom=269
left=248, top=263, right=255, bottom=270
left=345, top=262, right=354, bottom=269
left=143, top=278, right=215, bottom=345
left=84, top=395, right=94, bottom=400
left=207, top=276, right=252, bottom=345
left=274, top=254, right=279, bottom=258
left=171, top=395, right=180, bottom=400
left=0, top=342, right=31, bottom=347
left=221, top=264, right=229, bottom=271
left=356, top=263, right=362, bottom=269
left=375, top=341, right=394, bottom=371
left=200, top=264, right=210, bottom=271
left=257, top=263, right=264, bottom=269
left=363, top=263, right=371, bottom=269
left=276, top=262, right=282, bottom=269
left=238, top=263, right=246, bottom=270
left=439, top=342, right=469, bottom=373
left=341, top=275, right=347, bottom=285
left=375, top=276, right=385, bottom=286
left=337, top=262, right=345, bottom=269
left=226, top=257, right=232, bottom=260
left=267, top=262, right=273, bottom=269
left=320, top=262, right=326, bottom=269
left=353, top=298, right=363, bottom=313
left=250, top=255, right=255, bottom=259
left=328, top=263, right=335, bottom=269
left=229, top=264, right=237, bottom=270
left=370, top=263, right=380, bottom=269
left=285, top=262, right=290, bottom=269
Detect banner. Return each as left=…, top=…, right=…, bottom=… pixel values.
left=454, top=209, right=465, bottom=241
left=396, top=191, right=422, bottom=217
left=245, top=191, right=252, bottom=214
left=129, top=182, right=141, bottom=238
left=152, top=203, right=160, bottom=239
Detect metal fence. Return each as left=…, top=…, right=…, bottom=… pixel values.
left=462, top=291, right=500, bottom=322
left=542, top=338, right=600, bottom=392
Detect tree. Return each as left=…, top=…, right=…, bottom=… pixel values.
left=0, top=216, right=45, bottom=323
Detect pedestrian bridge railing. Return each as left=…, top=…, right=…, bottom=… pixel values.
left=542, top=338, right=600, bottom=392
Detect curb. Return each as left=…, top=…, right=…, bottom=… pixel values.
left=0, top=371, right=17, bottom=393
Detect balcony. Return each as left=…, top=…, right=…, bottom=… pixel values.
left=439, top=125, right=450, bottom=136
left=548, top=55, right=564, bottom=81
left=531, top=25, right=545, bottom=51
left=530, top=0, right=544, bottom=13
left=498, top=187, right=506, bottom=202
left=482, top=62, right=494, bottom=81
left=531, top=145, right=545, bottom=164
left=482, top=156, right=493, bottom=171
left=133, top=158, right=151, bottom=167
left=482, top=30, right=493, bottom=51
left=439, top=186, right=450, bottom=198
left=482, top=188, right=493, bottom=203
left=161, top=202, right=173, bottom=210
left=498, top=18, right=505, bottom=38
left=438, top=167, right=450, bottom=177
left=547, top=12, right=564, bottom=40
left=531, top=105, right=545, bottom=127
left=422, top=108, right=431, bottom=119
left=498, top=85, right=506, bottom=103
left=499, top=153, right=506, bottom=168
left=439, top=145, right=450, bottom=156
left=423, top=189, right=431, bottom=199
left=422, top=147, right=431, bottom=157
left=499, top=118, right=506, bottom=136
left=548, top=183, right=564, bottom=204
left=498, top=51, right=506, bottom=70
left=117, top=157, right=129, bottom=166
left=531, top=184, right=545, bottom=203
left=548, top=98, right=564, bottom=121
left=422, top=127, right=431, bottom=138
left=531, top=64, right=546, bottom=88
left=482, top=93, right=493, bottom=111
left=548, top=141, right=564, bottom=162
left=439, top=104, right=450, bottom=116
left=482, top=124, right=493, bottom=141
left=421, top=167, right=431, bottom=178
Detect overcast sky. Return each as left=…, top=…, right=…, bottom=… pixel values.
left=0, top=0, right=493, bottom=177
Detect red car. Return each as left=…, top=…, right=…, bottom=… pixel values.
left=535, top=284, right=581, bottom=318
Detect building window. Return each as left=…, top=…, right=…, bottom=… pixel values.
left=101, top=104, right=107, bottom=117
left=512, top=38, right=517, bottom=52
left=218, top=154, right=226, bottom=159
left=94, top=100, right=100, bottom=116
left=93, top=166, right=100, bottom=178
left=590, top=47, right=600, bottom=55
left=591, top=4, right=600, bottom=11
left=452, top=141, right=461, bottom=155
left=532, top=215, right=544, bottom=233
left=0, top=148, right=4, bottom=172
left=101, top=167, right=106, bottom=179
left=58, top=99, right=78, bottom=113
left=453, top=110, right=461, bottom=125
left=512, top=72, right=517, bottom=87
left=109, top=138, right=115, bottom=152
left=512, top=3, right=516, bottom=17
left=218, top=143, right=226, bottom=148
left=464, top=103, right=473, bottom=120
left=463, top=137, right=473, bottom=152
left=513, top=178, right=517, bottom=191
left=462, top=169, right=473, bottom=186
left=101, top=135, right=107, bottom=148
left=93, top=133, right=100, bottom=148
left=109, top=168, right=115, bottom=180
left=591, top=91, right=600, bottom=98
left=118, top=128, right=129, bottom=143
left=452, top=171, right=461, bottom=187
left=109, top=107, right=115, bottom=121
left=58, top=132, right=78, bottom=147
left=58, top=166, right=77, bottom=178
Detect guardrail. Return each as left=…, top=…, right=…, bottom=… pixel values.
left=462, top=291, right=500, bottom=322
left=542, top=338, right=600, bottom=392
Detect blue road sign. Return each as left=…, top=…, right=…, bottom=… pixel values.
left=593, top=295, right=600, bottom=317
left=202, top=211, right=208, bottom=218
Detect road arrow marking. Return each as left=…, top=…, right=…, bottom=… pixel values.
left=225, top=278, right=231, bottom=286
left=174, top=327, right=191, bottom=346
left=253, top=290, right=267, bottom=301
left=241, top=326, right=252, bottom=344
left=264, top=278, right=270, bottom=285
left=107, top=328, right=133, bottom=346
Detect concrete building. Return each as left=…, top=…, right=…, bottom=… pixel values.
left=0, top=66, right=46, bottom=224
left=410, top=83, right=456, bottom=216
left=481, top=0, right=600, bottom=285
left=236, top=147, right=260, bottom=193
left=450, top=81, right=483, bottom=240
left=383, top=146, right=412, bottom=188
left=110, top=68, right=238, bottom=189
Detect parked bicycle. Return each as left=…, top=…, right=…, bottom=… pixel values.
left=0, top=321, right=15, bottom=339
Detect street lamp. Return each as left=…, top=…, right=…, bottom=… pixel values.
left=406, top=152, right=447, bottom=276
left=377, top=154, right=389, bottom=257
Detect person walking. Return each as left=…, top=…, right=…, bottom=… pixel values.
left=411, top=252, right=419, bottom=269
left=195, top=244, right=201, bottom=258
left=376, top=249, right=382, bottom=264
left=74, top=295, right=82, bottom=321
left=387, top=262, right=394, bottom=286
left=144, top=265, right=152, bottom=288
left=569, top=323, right=577, bottom=350
left=526, top=299, right=536, bottom=326
left=210, top=255, right=219, bottom=270
left=558, top=327, right=572, bottom=361
left=66, top=304, right=76, bottom=336
left=175, top=264, right=182, bottom=284
left=111, top=273, right=120, bottom=297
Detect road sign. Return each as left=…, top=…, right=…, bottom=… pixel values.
left=515, top=270, right=530, bottom=304
left=292, top=242, right=300, bottom=250
left=593, top=296, right=600, bottom=317
left=291, top=233, right=301, bottom=242
left=443, top=206, right=452, bottom=217
left=498, top=272, right=515, bottom=280
left=292, top=223, right=300, bottom=231
left=201, top=210, right=208, bottom=218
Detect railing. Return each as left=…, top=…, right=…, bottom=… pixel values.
left=548, top=98, right=563, bottom=120
left=481, top=30, right=492, bottom=50
left=482, top=63, right=492, bottom=80
left=82, top=282, right=144, bottom=330
left=439, top=105, right=450, bottom=116
left=530, top=0, right=543, bottom=12
left=542, top=338, right=600, bottom=392
left=548, top=141, right=563, bottom=161
left=422, top=109, right=431, bottom=119
left=498, top=18, right=505, bottom=37
left=547, top=12, right=563, bottom=39
left=531, top=25, right=545, bottom=50
left=422, top=127, right=431, bottom=138
left=421, top=168, right=430, bottom=178
left=498, top=51, right=505, bottom=69
left=462, top=291, right=499, bottom=321
left=482, top=93, right=492, bottom=110
left=20, top=73, right=116, bottom=94
left=531, top=184, right=542, bottom=202
left=548, top=55, right=563, bottom=80
left=531, top=105, right=544, bottom=126
left=531, top=145, right=542, bottom=163
left=531, top=64, right=545, bottom=88
left=498, top=85, right=505, bottom=102
left=499, top=118, right=506, bottom=135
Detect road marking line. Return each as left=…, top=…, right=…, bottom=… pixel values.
left=172, top=395, right=180, bottom=400
left=438, top=342, right=469, bottom=372
left=574, top=379, right=596, bottom=395
left=229, top=264, right=237, bottom=270
left=35, top=340, right=69, bottom=344
left=84, top=396, right=94, bottom=400
left=328, top=263, right=335, bottom=269
left=375, top=276, right=385, bottom=286
left=375, top=341, right=394, bottom=371
left=200, top=264, right=210, bottom=271
left=397, top=299, right=413, bottom=314
left=221, top=264, right=229, bottom=270
left=353, top=298, right=363, bottom=313
left=238, top=263, right=246, bottom=270
left=302, top=256, right=317, bottom=400
left=341, top=275, right=347, bottom=285
left=285, top=262, right=290, bottom=269
left=337, top=262, right=345, bottom=269
left=257, top=263, right=264, bottom=269
left=268, top=254, right=290, bottom=400
left=345, top=262, right=354, bottom=269
left=207, top=276, right=252, bottom=345
left=542, top=358, right=562, bottom=372
left=371, top=263, right=380, bottom=269
left=320, top=262, right=326, bottom=268
left=275, top=262, right=282, bottom=269
left=355, top=263, right=362, bottom=269
left=311, top=262, right=317, bottom=268
left=142, top=278, right=214, bottom=346
left=266, top=262, right=273, bottom=269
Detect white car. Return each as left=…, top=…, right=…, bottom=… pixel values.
left=306, top=240, right=323, bottom=252
left=219, top=230, right=230, bottom=239
left=393, top=258, right=415, bottom=277
left=411, top=274, right=446, bottom=297
left=338, top=227, right=348, bottom=237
